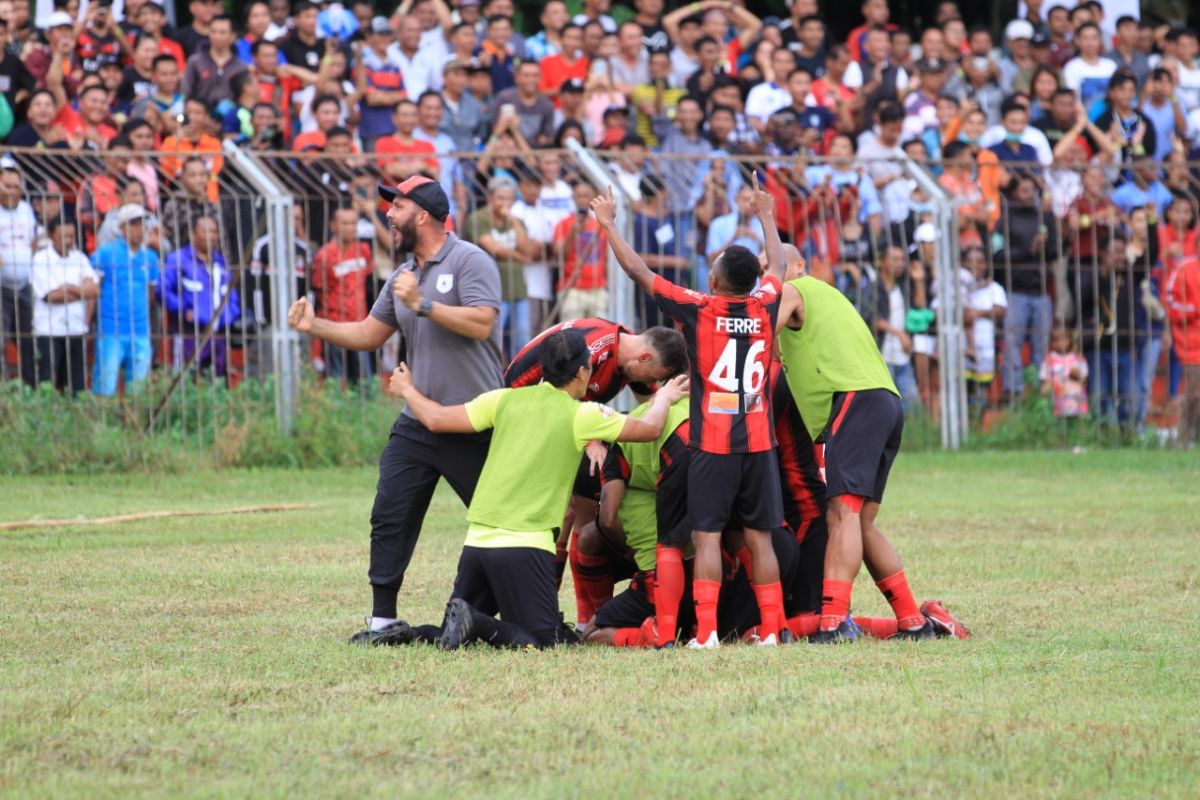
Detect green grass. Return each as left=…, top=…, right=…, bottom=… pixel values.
left=2, top=451, right=1199, bottom=798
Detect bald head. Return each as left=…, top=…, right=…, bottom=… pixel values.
left=759, top=243, right=806, bottom=280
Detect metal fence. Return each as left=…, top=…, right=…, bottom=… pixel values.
left=2, top=144, right=1197, bottom=452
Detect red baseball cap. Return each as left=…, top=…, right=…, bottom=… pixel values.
left=378, top=175, right=450, bottom=222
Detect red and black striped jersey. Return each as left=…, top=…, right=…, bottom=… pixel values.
left=770, top=361, right=827, bottom=541
left=652, top=274, right=782, bottom=454
left=503, top=318, right=630, bottom=402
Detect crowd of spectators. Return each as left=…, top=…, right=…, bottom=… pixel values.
left=0, top=0, right=1197, bottom=439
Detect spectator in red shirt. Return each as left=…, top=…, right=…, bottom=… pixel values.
left=375, top=99, right=440, bottom=180
left=53, top=83, right=117, bottom=149
left=553, top=180, right=608, bottom=321
left=310, top=206, right=374, bottom=386
left=538, top=23, right=588, bottom=103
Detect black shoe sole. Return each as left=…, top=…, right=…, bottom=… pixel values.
left=439, top=599, right=474, bottom=650
left=349, top=620, right=418, bottom=646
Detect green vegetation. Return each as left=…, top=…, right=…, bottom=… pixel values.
left=2, top=450, right=1198, bottom=797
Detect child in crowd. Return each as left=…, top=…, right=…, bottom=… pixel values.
left=1040, top=326, right=1090, bottom=419
left=962, top=245, right=1006, bottom=414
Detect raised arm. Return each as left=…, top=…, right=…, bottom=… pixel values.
left=591, top=185, right=657, bottom=296
left=386, top=362, right=477, bottom=432
left=615, top=375, right=690, bottom=442
left=750, top=170, right=783, bottom=283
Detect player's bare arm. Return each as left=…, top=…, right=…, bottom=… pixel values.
left=392, top=271, right=497, bottom=341
left=776, top=283, right=806, bottom=332
left=751, top=171, right=784, bottom=283
left=386, top=362, right=475, bottom=433
left=287, top=297, right=396, bottom=351
left=591, top=185, right=658, bottom=296
left=616, top=375, right=690, bottom=442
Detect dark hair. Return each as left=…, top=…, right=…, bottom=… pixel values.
left=312, top=93, right=340, bottom=112
left=1051, top=86, right=1076, bottom=102
left=417, top=89, right=442, bottom=106
left=830, top=131, right=856, bottom=153
left=230, top=70, right=253, bottom=100
left=618, top=21, right=642, bottom=36
left=486, top=14, right=513, bottom=27
left=46, top=215, right=75, bottom=235
left=999, top=95, right=1027, bottom=118
left=967, top=24, right=990, bottom=39
left=709, top=103, right=735, bottom=119
left=120, top=118, right=153, bottom=138
left=153, top=53, right=177, bottom=70
left=554, top=120, right=585, bottom=147
left=716, top=245, right=760, bottom=294
left=450, top=21, right=474, bottom=36
left=293, top=0, right=317, bottom=15
left=1150, top=67, right=1173, bottom=82
left=798, top=14, right=822, bottom=27
left=210, top=13, right=234, bottom=27
left=621, top=133, right=646, bottom=148
left=1074, top=21, right=1100, bottom=38
left=639, top=173, right=666, bottom=197
left=251, top=38, right=278, bottom=56
left=1115, top=14, right=1137, bottom=27
left=941, top=139, right=970, bottom=160
left=325, top=125, right=352, bottom=139
left=642, top=326, right=688, bottom=378
left=251, top=101, right=278, bottom=116
left=191, top=214, right=218, bottom=231
left=559, top=22, right=582, bottom=37
left=877, top=102, right=905, bottom=125
left=79, top=83, right=108, bottom=100
left=694, top=35, right=718, bottom=49
left=541, top=329, right=591, bottom=387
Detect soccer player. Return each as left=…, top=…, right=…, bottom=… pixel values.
left=387, top=329, right=690, bottom=649
left=504, top=317, right=687, bottom=625
left=774, top=241, right=936, bottom=642
left=767, top=245, right=970, bottom=642
left=579, top=389, right=692, bottom=647
left=592, top=174, right=787, bottom=649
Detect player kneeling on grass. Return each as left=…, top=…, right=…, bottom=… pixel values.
left=386, top=329, right=689, bottom=649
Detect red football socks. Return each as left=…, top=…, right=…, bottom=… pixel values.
left=785, top=612, right=821, bottom=638
left=853, top=616, right=900, bottom=639
left=576, top=550, right=614, bottom=619
left=611, top=627, right=654, bottom=648
left=819, top=579, right=853, bottom=631
left=567, top=536, right=595, bottom=626
left=693, top=579, right=721, bottom=643
left=876, top=570, right=924, bottom=630
left=735, top=546, right=754, bottom=579
left=655, top=545, right=685, bottom=647
left=751, top=581, right=784, bottom=640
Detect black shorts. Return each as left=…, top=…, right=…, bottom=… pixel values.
left=451, top=546, right=577, bottom=648
left=572, top=450, right=604, bottom=501
left=656, top=449, right=692, bottom=545
left=785, top=516, right=828, bottom=615
left=593, top=570, right=697, bottom=632
left=824, top=389, right=903, bottom=503
left=688, top=449, right=784, bottom=532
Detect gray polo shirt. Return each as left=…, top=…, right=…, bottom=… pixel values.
left=370, top=233, right=504, bottom=418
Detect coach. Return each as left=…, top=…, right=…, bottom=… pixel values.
left=287, top=176, right=504, bottom=645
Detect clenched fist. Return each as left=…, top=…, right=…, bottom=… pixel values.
left=393, top=271, right=422, bottom=312
left=287, top=297, right=315, bottom=332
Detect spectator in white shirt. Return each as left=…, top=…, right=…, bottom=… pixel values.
left=389, top=16, right=440, bottom=97
left=0, top=161, right=38, bottom=386
left=745, top=47, right=797, bottom=134
left=30, top=218, right=99, bottom=394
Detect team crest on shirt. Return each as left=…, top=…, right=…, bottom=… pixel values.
left=596, top=404, right=616, bottom=417
left=436, top=274, right=454, bottom=293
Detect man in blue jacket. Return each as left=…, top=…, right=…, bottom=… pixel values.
left=92, top=204, right=160, bottom=396
left=158, top=215, right=241, bottom=378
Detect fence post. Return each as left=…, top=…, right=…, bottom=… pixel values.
left=566, top=140, right=639, bottom=410
left=903, top=157, right=966, bottom=450
left=221, top=142, right=299, bottom=434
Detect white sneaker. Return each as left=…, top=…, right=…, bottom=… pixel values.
left=686, top=631, right=720, bottom=649
left=756, top=633, right=778, bottom=647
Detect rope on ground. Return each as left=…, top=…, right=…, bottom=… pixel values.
left=0, top=504, right=318, bottom=532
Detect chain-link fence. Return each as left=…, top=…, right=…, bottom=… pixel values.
left=2, top=144, right=1197, bottom=458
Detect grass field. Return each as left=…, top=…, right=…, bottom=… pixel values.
left=2, top=450, right=1199, bottom=798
